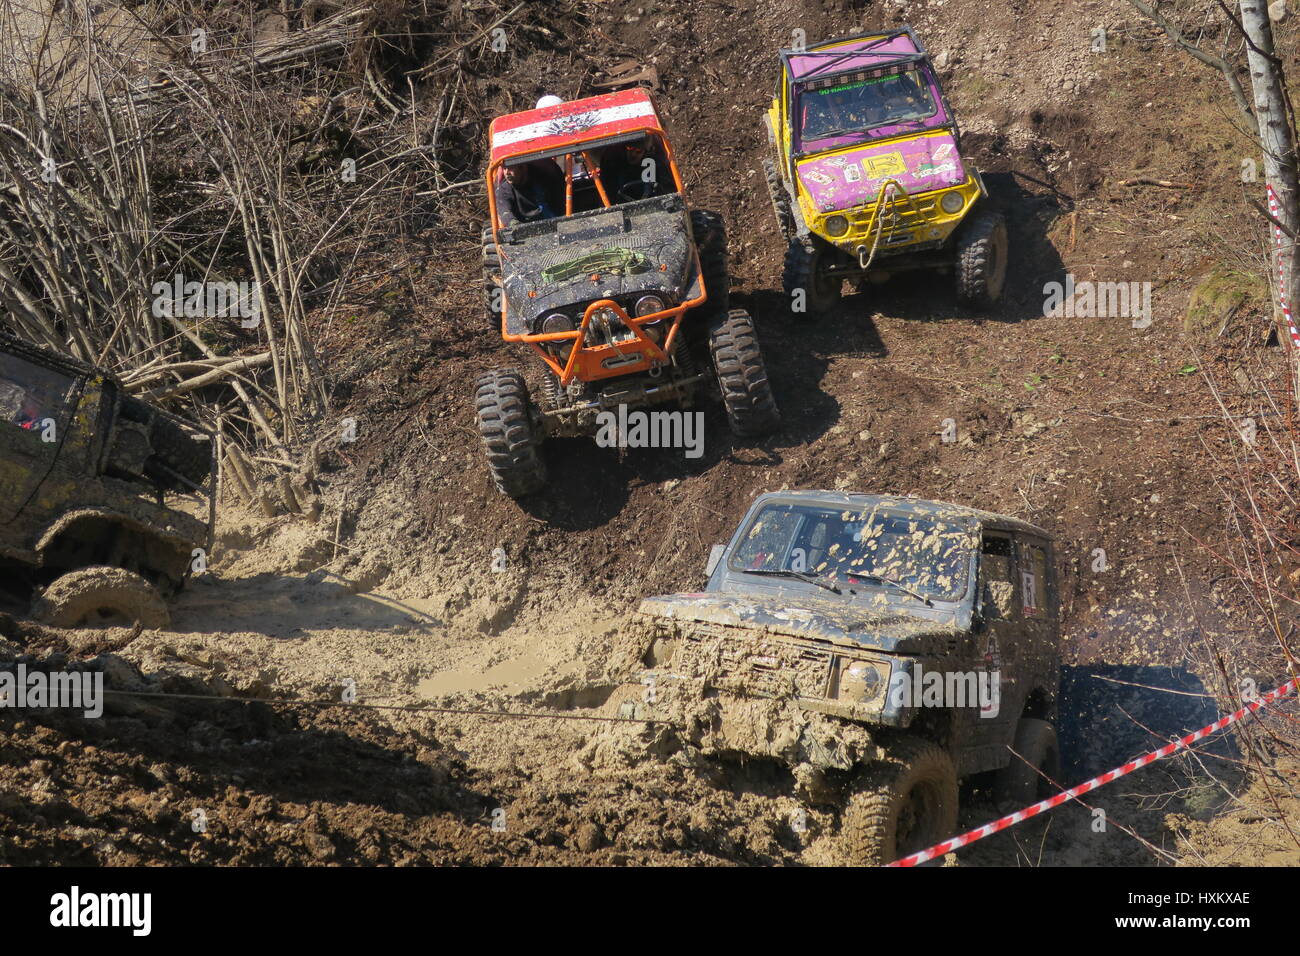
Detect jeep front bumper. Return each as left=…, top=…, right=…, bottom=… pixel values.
left=648, top=623, right=913, bottom=728
left=804, top=174, right=985, bottom=259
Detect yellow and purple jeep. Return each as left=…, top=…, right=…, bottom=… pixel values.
left=764, top=27, right=1008, bottom=314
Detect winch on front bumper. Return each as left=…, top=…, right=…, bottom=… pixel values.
left=539, top=365, right=711, bottom=437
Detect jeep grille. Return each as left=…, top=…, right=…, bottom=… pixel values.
left=675, top=625, right=834, bottom=699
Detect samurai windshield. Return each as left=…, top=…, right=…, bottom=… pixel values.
left=732, top=502, right=973, bottom=601
left=799, top=69, right=937, bottom=143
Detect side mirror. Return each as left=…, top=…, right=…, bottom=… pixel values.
left=705, top=544, right=726, bottom=578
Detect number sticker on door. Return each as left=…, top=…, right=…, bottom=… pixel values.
left=1020, top=569, right=1038, bottom=616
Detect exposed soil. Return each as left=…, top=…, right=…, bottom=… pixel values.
left=3, top=0, right=1299, bottom=866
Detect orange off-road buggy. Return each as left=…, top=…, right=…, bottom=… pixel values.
left=475, top=89, right=780, bottom=497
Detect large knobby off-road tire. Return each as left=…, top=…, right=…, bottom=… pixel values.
left=120, top=396, right=212, bottom=489
left=32, top=566, right=170, bottom=629
left=840, top=738, right=959, bottom=866
left=954, top=208, right=1009, bottom=308
left=689, top=209, right=729, bottom=315
left=782, top=236, right=840, bottom=318
left=994, top=718, right=1061, bottom=809
left=762, top=157, right=796, bottom=241
left=708, top=308, right=781, bottom=437
left=474, top=368, right=547, bottom=498
left=482, top=226, right=504, bottom=333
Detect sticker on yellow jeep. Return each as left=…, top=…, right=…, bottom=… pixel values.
left=862, top=152, right=907, bottom=178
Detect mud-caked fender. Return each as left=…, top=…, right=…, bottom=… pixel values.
left=35, top=507, right=206, bottom=579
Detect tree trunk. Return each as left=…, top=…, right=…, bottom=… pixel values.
left=1241, top=0, right=1300, bottom=362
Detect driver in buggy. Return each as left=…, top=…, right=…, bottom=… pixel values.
left=598, top=135, right=670, bottom=204
left=495, top=159, right=565, bottom=226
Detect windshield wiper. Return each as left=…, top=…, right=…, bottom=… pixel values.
left=845, top=572, right=933, bottom=606
left=743, top=568, right=841, bottom=593
left=807, top=126, right=877, bottom=143
left=807, top=116, right=929, bottom=143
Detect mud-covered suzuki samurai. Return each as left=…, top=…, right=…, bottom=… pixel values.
left=631, top=491, right=1061, bottom=864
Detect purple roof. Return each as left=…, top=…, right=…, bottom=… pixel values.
left=787, top=34, right=923, bottom=80
left=787, top=32, right=947, bottom=153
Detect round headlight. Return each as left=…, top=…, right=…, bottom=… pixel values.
left=940, top=191, right=965, bottom=215
left=824, top=214, right=849, bottom=237
left=635, top=294, right=666, bottom=317
left=840, top=660, right=885, bottom=703
left=541, top=313, right=573, bottom=334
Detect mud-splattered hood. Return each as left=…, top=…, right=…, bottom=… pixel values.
left=795, top=130, right=966, bottom=213
left=638, top=591, right=965, bottom=656
left=500, top=195, right=694, bottom=332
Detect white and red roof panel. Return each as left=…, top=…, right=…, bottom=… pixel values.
left=488, top=88, right=663, bottom=165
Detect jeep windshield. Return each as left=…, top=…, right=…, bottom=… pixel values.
left=797, top=68, right=937, bottom=146
left=730, top=501, right=973, bottom=601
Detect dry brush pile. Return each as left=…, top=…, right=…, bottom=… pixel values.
left=1201, top=361, right=1300, bottom=741
left=0, top=0, right=586, bottom=509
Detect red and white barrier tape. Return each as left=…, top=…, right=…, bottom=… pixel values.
left=887, top=675, right=1299, bottom=867
left=1265, top=183, right=1300, bottom=350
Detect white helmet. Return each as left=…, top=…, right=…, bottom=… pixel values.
left=535, top=94, right=563, bottom=109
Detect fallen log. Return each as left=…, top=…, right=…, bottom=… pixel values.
left=139, top=353, right=274, bottom=400
left=1118, top=177, right=1190, bottom=189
